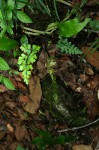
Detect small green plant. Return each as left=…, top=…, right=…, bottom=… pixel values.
left=0, top=0, right=32, bottom=37
left=58, top=17, right=90, bottom=37
left=32, top=129, right=76, bottom=150
left=0, top=59, right=15, bottom=90
left=18, top=35, right=40, bottom=84
left=56, top=37, right=82, bottom=54
left=16, top=145, right=28, bottom=150
left=0, top=37, right=18, bottom=90
left=32, top=129, right=65, bottom=150
left=89, top=19, right=99, bottom=31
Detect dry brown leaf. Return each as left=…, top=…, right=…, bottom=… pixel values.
left=0, top=84, right=8, bottom=92
left=9, top=142, right=19, bottom=150
left=19, top=95, right=29, bottom=103
left=11, top=79, right=27, bottom=90
left=84, top=94, right=99, bottom=119
left=0, top=131, right=6, bottom=140
left=7, top=123, right=14, bottom=133
left=15, top=125, right=27, bottom=141
left=5, top=102, right=16, bottom=108
left=37, top=50, right=48, bottom=78
left=73, top=144, right=93, bottom=150
left=86, top=0, right=99, bottom=6
left=85, top=67, right=94, bottom=75
left=87, top=75, right=99, bottom=89
left=82, top=47, right=99, bottom=68
left=24, top=76, right=42, bottom=114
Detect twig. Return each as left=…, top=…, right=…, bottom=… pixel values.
left=58, top=118, right=99, bottom=133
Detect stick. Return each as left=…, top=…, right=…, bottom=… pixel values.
left=58, top=118, right=99, bottom=133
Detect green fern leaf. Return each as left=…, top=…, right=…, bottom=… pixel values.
left=18, top=41, right=40, bottom=84
left=56, top=37, right=82, bottom=55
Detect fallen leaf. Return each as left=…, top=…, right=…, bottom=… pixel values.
left=5, top=102, right=16, bottom=108
left=0, top=84, right=8, bottom=92
left=79, top=74, right=89, bottom=82
left=15, top=125, right=28, bottom=141
left=37, top=51, right=48, bottom=78
left=85, top=67, right=94, bottom=75
left=19, top=95, right=29, bottom=103
left=86, top=0, right=99, bottom=6
left=0, top=131, right=6, bottom=140
left=9, top=142, right=19, bottom=150
left=7, top=123, right=14, bottom=133
left=82, top=47, right=99, bottom=68
left=24, top=76, right=42, bottom=114
left=11, top=79, right=27, bottom=90
left=87, top=75, right=99, bottom=89
left=73, top=144, right=93, bottom=150
left=98, top=90, right=99, bottom=99
left=83, top=94, right=99, bottom=119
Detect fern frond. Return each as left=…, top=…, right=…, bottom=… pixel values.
left=56, top=37, right=82, bottom=55
left=18, top=43, right=40, bottom=84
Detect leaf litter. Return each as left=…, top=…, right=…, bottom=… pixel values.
left=0, top=46, right=99, bottom=149
left=0, top=2, right=99, bottom=150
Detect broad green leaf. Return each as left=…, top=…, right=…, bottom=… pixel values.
left=0, top=10, right=3, bottom=20
left=58, top=18, right=91, bottom=37
left=0, top=37, right=18, bottom=50
left=17, top=11, right=32, bottom=23
left=7, top=0, right=15, bottom=10
left=16, top=0, right=28, bottom=9
left=6, top=10, right=12, bottom=21
left=3, top=77, right=15, bottom=90
left=16, top=145, right=24, bottom=150
left=0, top=75, right=3, bottom=82
left=0, top=57, right=10, bottom=70
left=7, top=25, right=13, bottom=35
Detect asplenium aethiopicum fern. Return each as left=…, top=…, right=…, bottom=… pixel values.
left=56, top=37, right=82, bottom=55
left=18, top=43, right=40, bottom=84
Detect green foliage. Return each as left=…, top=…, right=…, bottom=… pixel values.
left=0, top=36, right=17, bottom=90
left=17, top=11, right=32, bottom=23
left=18, top=35, right=40, bottom=84
left=16, top=0, right=28, bottom=9
left=2, top=76, right=15, bottom=90
left=47, top=58, right=58, bottom=103
left=57, top=37, right=82, bottom=54
left=0, top=75, right=15, bottom=90
left=58, top=17, right=90, bottom=37
left=33, top=0, right=51, bottom=16
left=89, top=19, right=99, bottom=31
left=0, top=37, right=18, bottom=50
left=0, top=57, right=10, bottom=70
left=0, top=0, right=32, bottom=37
left=0, top=57, right=15, bottom=90
left=32, top=129, right=65, bottom=149
left=16, top=145, right=28, bottom=150
left=32, top=129, right=76, bottom=150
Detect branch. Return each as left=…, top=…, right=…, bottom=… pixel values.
left=58, top=118, right=99, bottom=133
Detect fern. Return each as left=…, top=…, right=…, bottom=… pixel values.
left=56, top=37, right=82, bottom=55
left=89, top=20, right=99, bottom=31
left=18, top=36, right=40, bottom=84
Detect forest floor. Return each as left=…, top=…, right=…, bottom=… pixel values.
left=0, top=0, right=99, bottom=150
